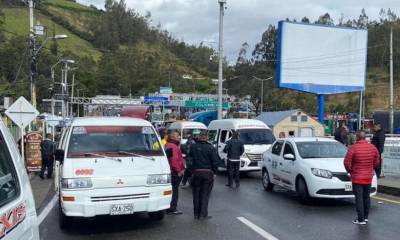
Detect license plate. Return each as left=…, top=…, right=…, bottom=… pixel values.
left=110, top=204, right=134, bottom=215
left=258, top=161, right=263, bottom=167
left=345, top=183, right=353, bottom=192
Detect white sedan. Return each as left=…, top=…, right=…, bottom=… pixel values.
left=260, top=138, right=377, bottom=203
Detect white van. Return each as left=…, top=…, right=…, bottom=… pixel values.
left=0, top=120, right=39, bottom=239
left=208, top=119, right=275, bottom=171
left=55, top=117, right=172, bottom=228
left=168, top=121, right=207, bottom=145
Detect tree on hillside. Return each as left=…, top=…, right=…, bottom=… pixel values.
left=252, top=24, right=277, bottom=67
left=0, top=8, right=4, bottom=43
left=236, top=42, right=249, bottom=65
left=301, top=17, right=310, bottom=23
left=316, top=13, right=334, bottom=25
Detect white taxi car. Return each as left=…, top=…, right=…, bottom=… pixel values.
left=0, top=119, right=39, bottom=240
left=55, top=117, right=172, bottom=228
left=260, top=138, right=378, bottom=203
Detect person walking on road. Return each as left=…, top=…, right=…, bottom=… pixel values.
left=40, top=133, right=56, bottom=179
left=344, top=130, right=380, bottom=225
left=223, top=131, right=245, bottom=188
left=371, top=122, right=386, bottom=178
left=188, top=132, right=219, bottom=220
left=165, top=131, right=185, bottom=215
left=181, top=131, right=199, bottom=187
left=334, top=124, right=349, bottom=146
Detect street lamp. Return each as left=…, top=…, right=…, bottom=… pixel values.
left=30, top=34, right=68, bottom=108
left=50, top=59, right=74, bottom=118
left=217, top=0, right=226, bottom=119
left=253, top=76, right=273, bottom=112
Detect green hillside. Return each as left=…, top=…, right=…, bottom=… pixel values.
left=0, top=0, right=214, bottom=107
left=2, top=4, right=101, bottom=59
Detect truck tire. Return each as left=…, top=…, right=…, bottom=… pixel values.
left=148, top=210, right=165, bottom=221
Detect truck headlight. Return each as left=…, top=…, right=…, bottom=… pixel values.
left=311, top=168, right=333, bottom=179
left=61, top=178, right=93, bottom=189
left=147, top=174, right=171, bottom=185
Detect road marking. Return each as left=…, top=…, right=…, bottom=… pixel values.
left=38, top=195, right=58, bottom=225
left=372, top=196, right=400, bottom=205
left=237, top=217, right=279, bottom=240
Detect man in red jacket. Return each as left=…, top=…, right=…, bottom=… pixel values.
left=344, top=130, right=380, bottom=225
left=165, top=131, right=185, bottom=215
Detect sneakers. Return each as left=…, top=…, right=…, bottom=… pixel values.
left=225, top=184, right=233, bottom=188
left=352, top=219, right=367, bottom=225
left=167, top=210, right=183, bottom=215
left=365, top=219, right=369, bottom=222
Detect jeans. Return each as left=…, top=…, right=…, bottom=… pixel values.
left=40, top=157, right=54, bottom=178
left=375, top=154, right=382, bottom=178
left=192, top=170, right=214, bottom=218
left=353, top=183, right=371, bottom=222
left=227, top=160, right=240, bottom=186
left=170, top=175, right=183, bottom=211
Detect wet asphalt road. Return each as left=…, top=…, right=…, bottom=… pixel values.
left=40, top=173, right=400, bottom=240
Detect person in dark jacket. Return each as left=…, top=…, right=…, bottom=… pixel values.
left=223, top=131, right=245, bottom=188
left=334, top=124, right=348, bottom=146
left=181, top=131, right=199, bottom=187
left=344, top=130, right=380, bottom=225
left=165, top=131, right=185, bottom=215
left=371, top=122, right=386, bottom=178
left=40, top=133, right=56, bottom=179
left=188, top=132, right=219, bottom=220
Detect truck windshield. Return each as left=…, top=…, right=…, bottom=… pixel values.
left=67, top=126, right=163, bottom=158
left=296, top=141, right=347, bottom=159
left=237, top=129, right=275, bottom=145
left=182, top=128, right=205, bottom=139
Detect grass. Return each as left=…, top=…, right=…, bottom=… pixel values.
left=44, top=0, right=97, bottom=12
left=2, top=7, right=101, bottom=59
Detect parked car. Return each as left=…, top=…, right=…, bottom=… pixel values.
left=260, top=137, right=378, bottom=203
left=0, top=119, right=39, bottom=239
left=55, top=117, right=172, bottom=228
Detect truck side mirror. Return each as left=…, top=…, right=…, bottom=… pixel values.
left=55, top=149, right=65, bottom=163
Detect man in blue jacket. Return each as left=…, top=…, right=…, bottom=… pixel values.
left=223, top=131, right=245, bottom=188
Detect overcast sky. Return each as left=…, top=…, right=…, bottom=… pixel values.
left=78, top=0, right=400, bottom=63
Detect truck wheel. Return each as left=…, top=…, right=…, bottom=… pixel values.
left=59, top=199, right=72, bottom=229
left=149, top=210, right=165, bottom=221
left=296, top=177, right=312, bottom=205
left=262, top=169, right=274, bottom=191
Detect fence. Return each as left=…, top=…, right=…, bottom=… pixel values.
left=382, top=136, right=400, bottom=177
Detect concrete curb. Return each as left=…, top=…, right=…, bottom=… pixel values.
left=378, top=185, right=400, bottom=197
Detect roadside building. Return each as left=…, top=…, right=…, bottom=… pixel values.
left=256, top=109, right=325, bottom=138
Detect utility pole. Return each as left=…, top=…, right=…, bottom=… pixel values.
left=29, top=0, right=37, bottom=108
left=253, top=76, right=273, bottom=113
left=390, top=26, right=394, bottom=134
left=70, top=72, right=75, bottom=117
left=217, top=0, right=226, bottom=119
left=359, top=91, right=363, bottom=130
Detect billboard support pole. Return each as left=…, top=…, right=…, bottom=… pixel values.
left=359, top=91, right=363, bottom=130
left=318, top=95, right=325, bottom=123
